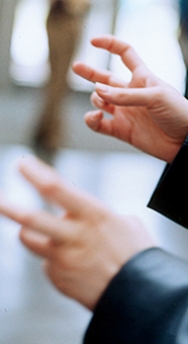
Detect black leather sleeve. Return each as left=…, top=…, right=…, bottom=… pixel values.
left=148, top=135, right=188, bottom=229
left=84, top=248, right=188, bottom=344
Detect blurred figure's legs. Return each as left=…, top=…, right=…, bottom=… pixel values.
left=179, top=27, right=188, bottom=99
left=33, top=0, right=90, bottom=161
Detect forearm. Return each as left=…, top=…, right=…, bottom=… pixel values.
left=84, top=248, right=188, bottom=344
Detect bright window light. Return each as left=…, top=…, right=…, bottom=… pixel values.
left=10, top=0, right=49, bottom=86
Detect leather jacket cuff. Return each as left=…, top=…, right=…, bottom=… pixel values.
left=148, top=135, right=188, bottom=229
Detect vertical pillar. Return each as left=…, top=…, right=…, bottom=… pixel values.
left=0, top=0, right=18, bottom=88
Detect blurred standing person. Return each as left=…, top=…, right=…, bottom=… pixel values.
left=33, top=0, right=90, bottom=162
left=179, top=0, right=188, bottom=98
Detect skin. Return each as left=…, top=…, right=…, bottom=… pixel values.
left=1, top=35, right=188, bottom=310
left=0, top=156, right=154, bottom=310
left=73, top=34, right=188, bottom=163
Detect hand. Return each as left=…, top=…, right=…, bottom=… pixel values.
left=73, top=35, right=188, bottom=163
left=0, top=156, right=154, bottom=310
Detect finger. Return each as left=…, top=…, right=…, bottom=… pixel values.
left=19, top=211, right=66, bottom=241
left=91, top=35, right=147, bottom=73
left=0, top=195, right=71, bottom=241
left=72, top=61, right=127, bottom=87
left=18, top=156, right=102, bottom=216
left=84, top=110, right=114, bottom=136
left=0, top=193, right=25, bottom=224
left=91, top=91, right=115, bottom=114
left=95, top=82, right=159, bottom=107
left=0, top=194, right=86, bottom=242
left=19, top=226, right=53, bottom=258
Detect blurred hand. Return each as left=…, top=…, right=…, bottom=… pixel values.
left=73, top=35, right=188, bottom=163
left=0, top=156, right=154, bottom=310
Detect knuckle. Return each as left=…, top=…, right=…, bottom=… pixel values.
left=150, top=86, right=164, bottom=105
left=114, top=88, right=126, bottom=103
left=90, top=69, right=97, bottom=82
left=18, top=211, right=34, bottom=227
left=121, top=42, right=132, bottom=56
left=39, top=177, right=60, bottom=197
left=153, top=85, right=163, bottom=97
left=90, top=91, right=97, bottom=105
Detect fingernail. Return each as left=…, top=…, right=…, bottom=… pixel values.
left=95, top=82, right=110, bottom=93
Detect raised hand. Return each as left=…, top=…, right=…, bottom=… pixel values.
left=0, top=156, right=154, bottom=310
left=73, top=35, right=188, bottom=163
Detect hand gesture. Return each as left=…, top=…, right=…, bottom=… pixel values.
left=73, top=35, right=188, bottom=163
left=0, top=156, right=154, bottom=309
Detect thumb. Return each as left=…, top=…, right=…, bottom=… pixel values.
left=95, top=82, right=160, bottom=107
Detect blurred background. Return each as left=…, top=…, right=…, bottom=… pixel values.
left=0, top=0, right=188, bottom=343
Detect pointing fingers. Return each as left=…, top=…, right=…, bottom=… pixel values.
left=18, top=156, right=102, bottom=217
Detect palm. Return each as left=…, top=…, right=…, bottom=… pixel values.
left=110, top=69, right=186, bottom=151
left=107, top=101, right=167, bottom=157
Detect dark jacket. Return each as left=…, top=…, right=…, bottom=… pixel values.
left=84, top=136, right=188, bottom=343
left=179, top=0, right=188, bottom=33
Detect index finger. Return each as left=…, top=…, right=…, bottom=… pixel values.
left=91, top=34, right=147, bottom=73
left=72, top=62, right=127, bottom=87
left=0, top=195, right=65, bottom=241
